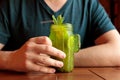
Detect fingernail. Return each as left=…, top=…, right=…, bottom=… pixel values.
left=58, top=62, right=63, bottom=67
left=51, top=69, right=56, bottom=73
left=58, top=50, right=66, bottom=58
left=61, top=52, right=66, bottom=58
left=60, top=51, right=66, bottom=58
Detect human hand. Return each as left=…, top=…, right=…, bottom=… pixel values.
left=5, top=36, right=66, bottom=73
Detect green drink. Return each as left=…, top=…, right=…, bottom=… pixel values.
left=49, top=15, right=80, bottom=72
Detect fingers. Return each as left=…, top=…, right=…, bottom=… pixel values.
left=33, top=44, right=66, bottom=59
left=29, top=53, right=63, bottom=68
left=26, top=61, right=56, bottom=73
left=29, top=36, right=52, bottom=46
left=26, top=36, right=66, bottom=59
left=25, top=49, right=64, bottom=73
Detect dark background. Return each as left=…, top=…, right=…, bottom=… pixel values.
left=99, top=0, right=120, bottom=32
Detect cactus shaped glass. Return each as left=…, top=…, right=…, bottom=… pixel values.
left=49, top=15, right=80, bottom=72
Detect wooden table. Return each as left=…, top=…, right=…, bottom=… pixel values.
left=0, top=67, right=120, bottom=80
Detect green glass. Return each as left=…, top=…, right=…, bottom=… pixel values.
left=49, top=15, right=80, bottom=72
left=50, top=23, right=79, bottom=72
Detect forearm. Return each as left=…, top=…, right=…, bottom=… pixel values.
left=74, top=43, right=120, bottom=67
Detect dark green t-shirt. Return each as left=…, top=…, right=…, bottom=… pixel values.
left=0, top=0, right=115, bottom=50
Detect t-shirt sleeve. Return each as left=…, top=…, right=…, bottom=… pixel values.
left=90, top=0, right=116, bottom=39
left=0, top=1, right=10, bottom=45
